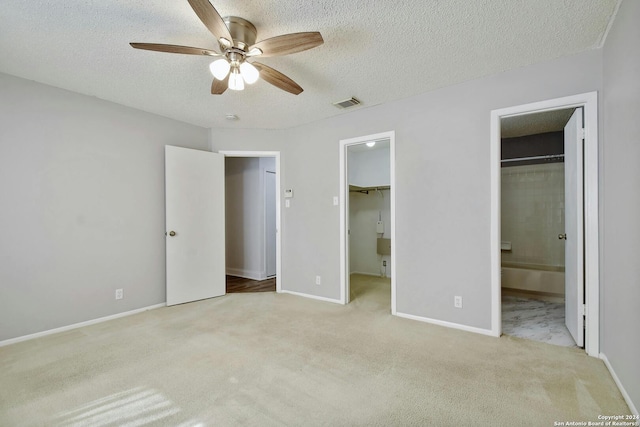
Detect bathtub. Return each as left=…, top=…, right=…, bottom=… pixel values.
left=501, top=262, right=565, bottom=296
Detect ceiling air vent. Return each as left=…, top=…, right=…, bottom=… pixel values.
left=333, top=97, right=361, bottom=109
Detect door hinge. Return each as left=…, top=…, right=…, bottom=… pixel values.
left=582, top=304, right=587, bottom=317
left=580, top=128, right=586, bottom=140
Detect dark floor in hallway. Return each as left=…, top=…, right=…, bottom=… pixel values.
left=226, top=275, right=276, bottom=293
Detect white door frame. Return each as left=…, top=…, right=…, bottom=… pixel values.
left=339, top=131, right=396, bottom=314
left=490, top=92, right=599, bottom=356
left=219, top=151, right=282, bottom=293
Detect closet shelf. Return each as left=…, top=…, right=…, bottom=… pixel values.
left=349, top=185, right=390, bottom=194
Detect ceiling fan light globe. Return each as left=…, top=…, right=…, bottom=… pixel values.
left=240, top=62, right=260, bottom=84
left=210, top=59, right=231, bottom=80
left=229, top=69, right=245, bottom=91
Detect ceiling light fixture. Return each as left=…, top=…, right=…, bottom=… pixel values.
left=366, top=141, right=376, bottom=148
left=211, top=49, right=260, bottom=91
left=228, top=66, right=245, bottom=91
left=239, top=61, right=259, bottom=84
left=131, top=4, right=324, bottom=96
left=210, top=59, right=230, bottom=80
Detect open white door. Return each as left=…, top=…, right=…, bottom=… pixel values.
left=165, top=146, right=225, bottom=306
left=564, top=108, right=584, bottom=347
left=265, top=171, right=277, bottom=278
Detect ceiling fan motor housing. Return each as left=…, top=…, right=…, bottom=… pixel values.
left=223, top=16, right=257, bottom=51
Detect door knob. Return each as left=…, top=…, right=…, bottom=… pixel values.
left=558, top=233, right=566, bottom=240
left=168, top=231, right=176, bottom=237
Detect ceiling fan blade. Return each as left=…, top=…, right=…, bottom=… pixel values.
left=252, top=62, right=303, bottom=95
left=187, top=0, right=233, bottom=44
left=211, top=75, right=229, bottom=95
left=249, top=32, right=323, bottom=58
left=130, top=43, right=220, bottom=56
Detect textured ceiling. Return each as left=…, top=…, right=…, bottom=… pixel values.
left=0, top=1, right=618, bottom=130
left=501, top=108, right=576, bottom=138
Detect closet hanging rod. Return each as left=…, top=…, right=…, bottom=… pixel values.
left=501, top=154, right=564, bottom=163
left=348, top=185, right=390, bottom=194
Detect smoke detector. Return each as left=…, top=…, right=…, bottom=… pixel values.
left=332, top=97, right=361, bottom=109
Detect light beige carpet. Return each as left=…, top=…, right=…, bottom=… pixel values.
left=0, top=274, right=629, bottom=426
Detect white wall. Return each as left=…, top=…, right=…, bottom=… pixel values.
left=211, top=49, right=603, bottom=328
left=348, top=147, right=390, bottom=188
left=0, top=73, right=209, bottom=341
left=348, top=145, right=391, bottom=277
left=501, top=162, right=565, bottom=269
left=225, top=157, right=262, bottom=279
left=349, top=189, right=391, bottom=276
left=224, top=156, right=276, bottom=280
left=602, top=0, right=640, bottom=413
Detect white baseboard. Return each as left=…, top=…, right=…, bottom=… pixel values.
left=395, top=311, right=498, bottom=337
left=280, top=290, right=343, bottom=305
left=0, top=303, right=166, bottom=347
left=226, top=268, right=264, bottom=281
left=600, top=353, right=639, bottom=416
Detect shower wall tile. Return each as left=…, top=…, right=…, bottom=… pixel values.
left=501, top=163, right=565, bottom=268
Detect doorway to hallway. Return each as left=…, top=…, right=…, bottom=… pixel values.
left=221, top=151, right=282, bottom=293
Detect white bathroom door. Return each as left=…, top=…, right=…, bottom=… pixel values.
left=265, top=170, right=277, bottom=278
left=165, top=146, right=226, bottom=306
left=564, top=108, right=584, bottom=347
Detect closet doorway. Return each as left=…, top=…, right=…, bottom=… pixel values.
left=339, top=131, right=396, bottom=313
left=221, top=151, right=281, bottom=293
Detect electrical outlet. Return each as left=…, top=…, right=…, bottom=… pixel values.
left=115, top=289, right=123, bottom=300
left=315, top=275, right=321, bottom=285
left=454, top=296, right=462, bottom=308
left=382, top=260, right=387, bottom=267
left=285, top=199, right=291, bottom=208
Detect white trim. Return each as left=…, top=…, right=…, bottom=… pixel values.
left=0, top=303, right=166, bottom=347
left=490, top=92, right=600, bottom=356
left=280, top=290, right=343, bottom=305
left=396, top=312, right=496, bottom=337
left=600, top=353, right=639, bottom=416
left=263, top=167, right=277, bottom=279
left=219, top=151, right=282, bottom=293
left=225, top=268, right=265, bottom=281
left=490, top=110, right=502, bottom=338
left=339, top=131, right=396, bottom=314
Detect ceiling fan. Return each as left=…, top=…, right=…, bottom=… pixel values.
left=130, top=0, right=324, bottom=95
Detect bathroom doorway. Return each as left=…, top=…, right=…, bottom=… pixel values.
left=499, top=107, right=578, bottom=347
left=339, top=131, right=396, bottom=313
left=490, top=92, right=600, bottom=357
